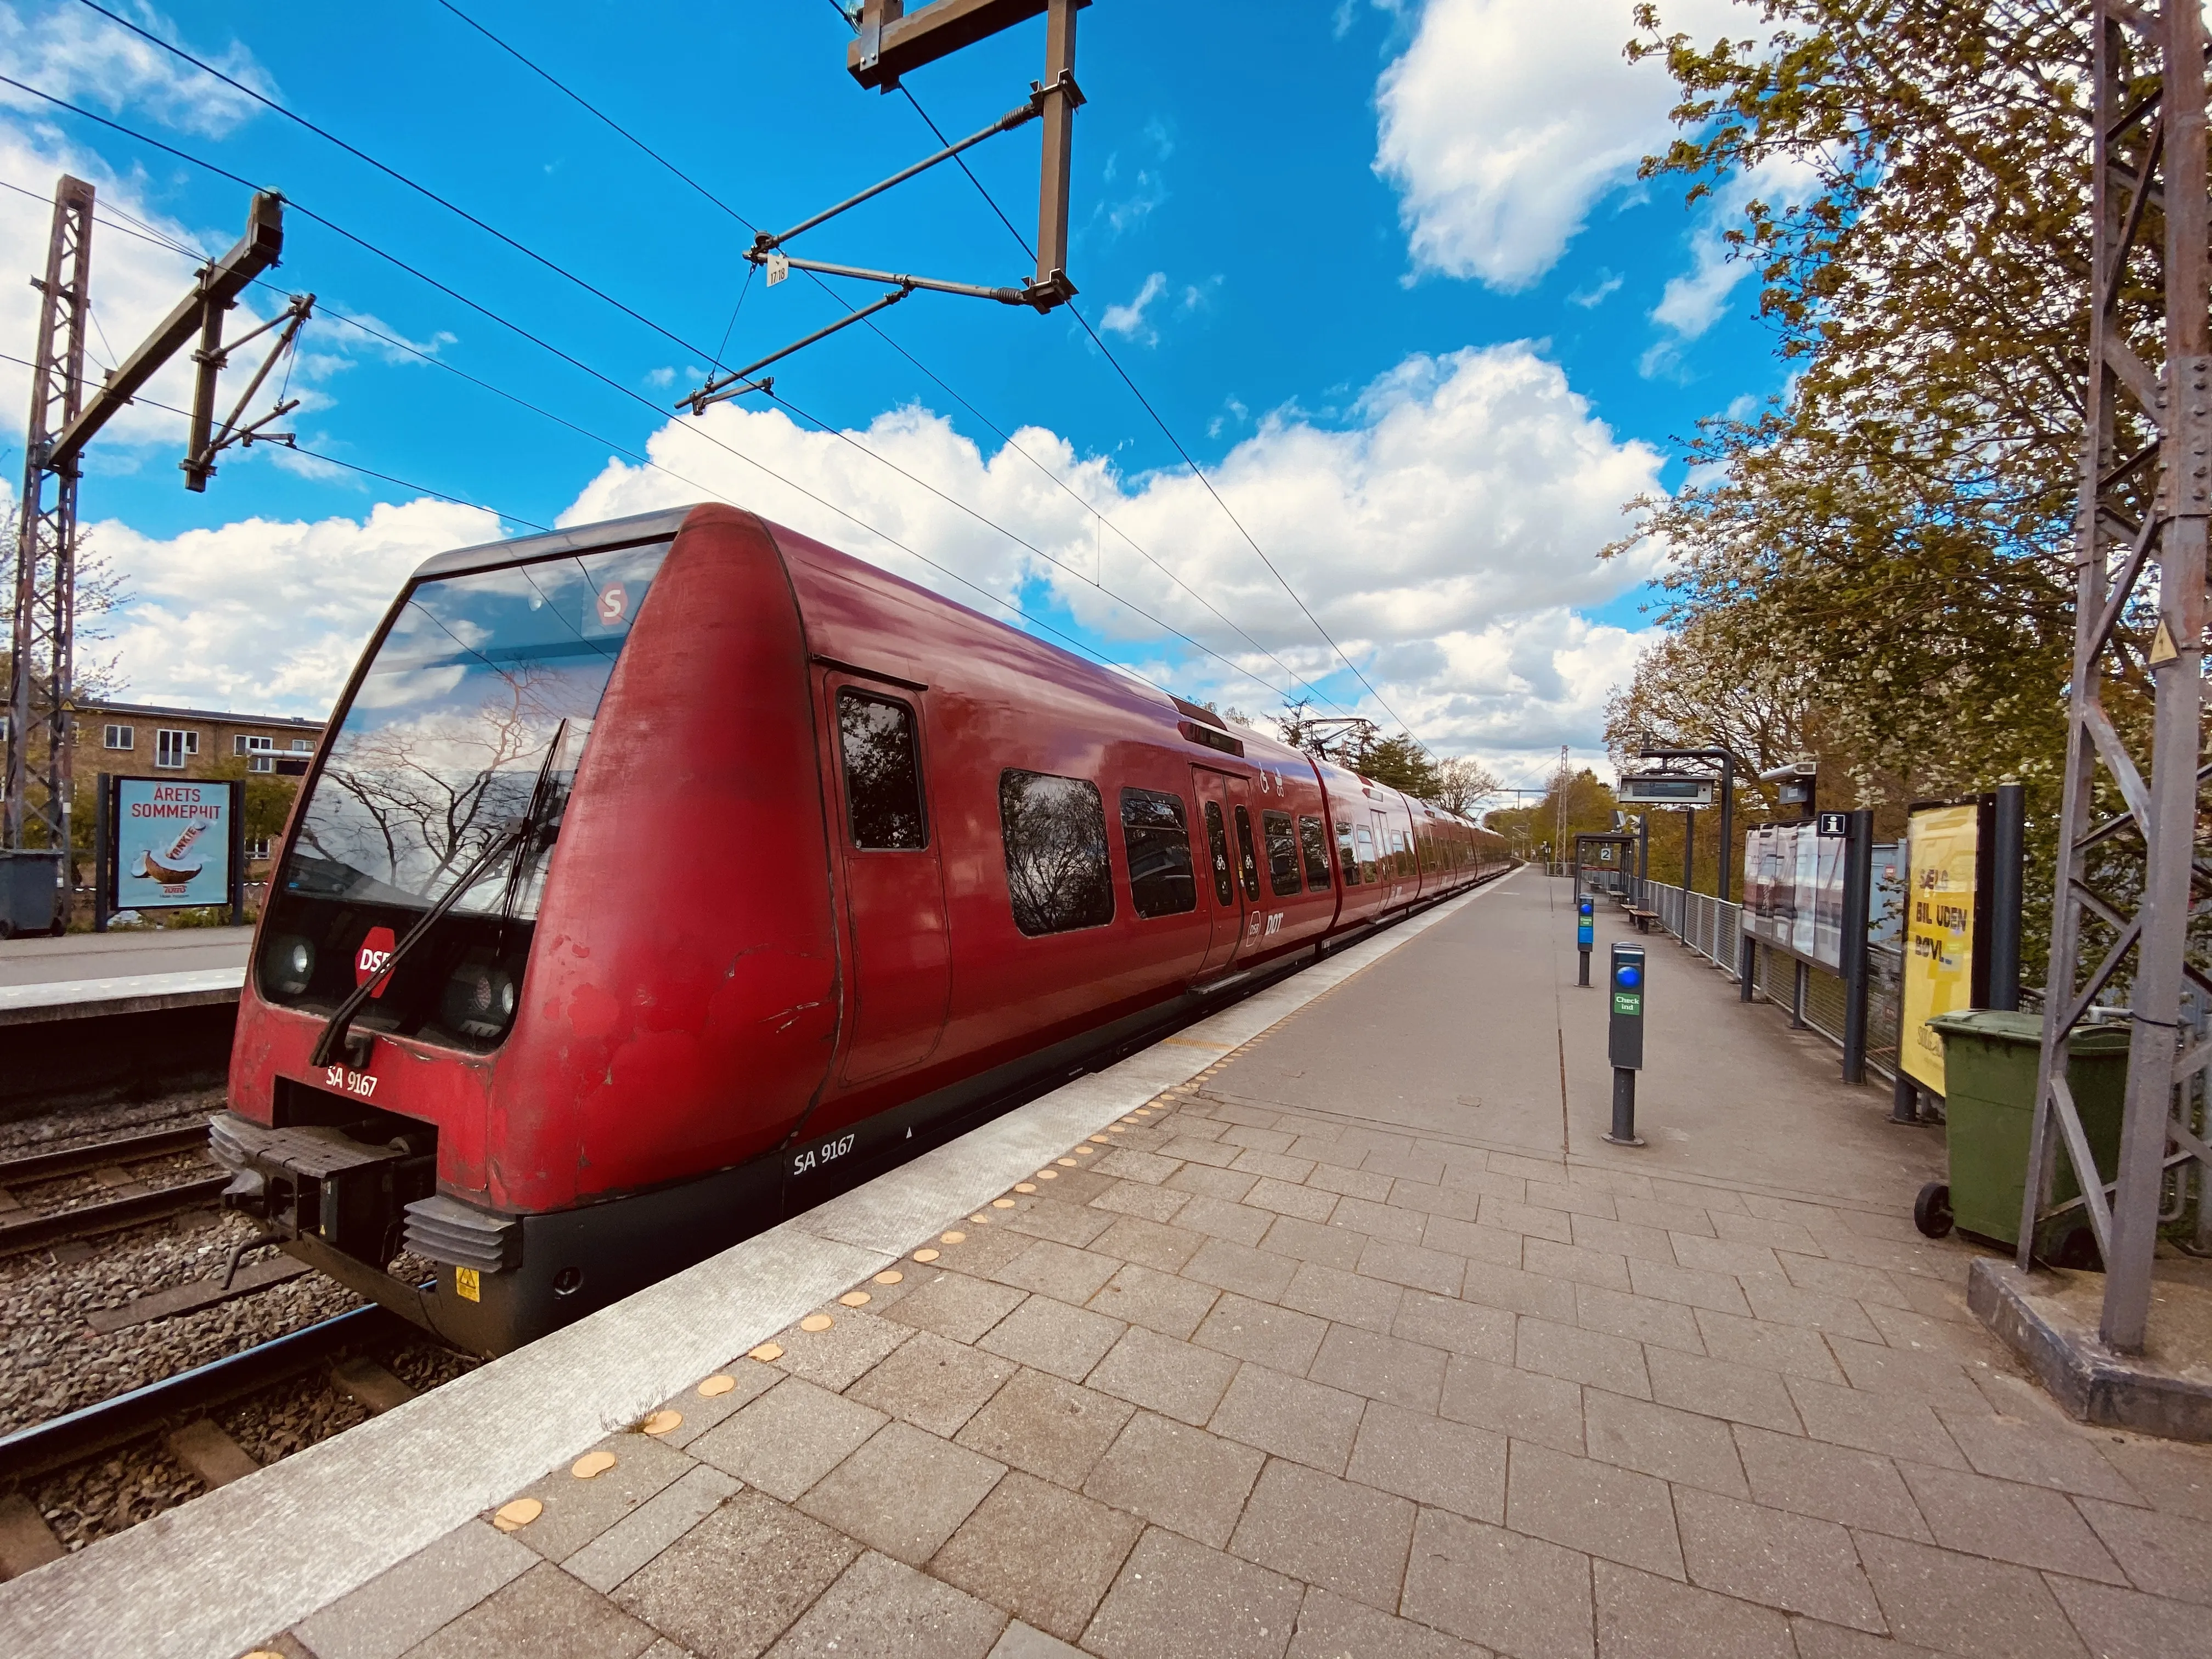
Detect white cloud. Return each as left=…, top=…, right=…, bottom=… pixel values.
left=0, top=7, right=298, bottom=457
left=557, top=341, right=1664, bottom=772
left=1373, top=0, right=1741, bottom=289
left=1569, top=271, right=1623, bottom=308
left=92, top=499, right=503, bottom=714
left=1641, top=158, right=1807, bottom=376
left=0, top=2, right=270, bottom=137
left=1099, top=271, right=1168, bottom=343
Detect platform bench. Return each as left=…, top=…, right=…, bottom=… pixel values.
left=1624, top=907, right=1659, bottom=933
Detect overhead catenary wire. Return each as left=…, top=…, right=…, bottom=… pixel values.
left=426, top=0, right=1344, bottom=716
left=0, top=95, right=1200, bottom=703
left=0, top=345, right=545, bottom=527
left=894, top=84, right=1443, bottom=755
left=72, top=0, right=736, bottom=374
left=5, top=42, right=1318, bottom=722
left=4, top=60, right=1317, bottom=714
left=47, top=9, right=1324, bottom=713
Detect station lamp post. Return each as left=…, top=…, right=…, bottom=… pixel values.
left=1639, top=746, right=1737, bottom=901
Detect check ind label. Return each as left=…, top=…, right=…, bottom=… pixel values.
left=1613, top=992, right=1643, bottom=1017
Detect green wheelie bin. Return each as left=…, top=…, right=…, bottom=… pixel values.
left=1915, top=1009, right=2131, bottom=1263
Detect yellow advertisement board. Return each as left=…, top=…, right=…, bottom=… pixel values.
left=1899, top=803, right=1981, bottom=1094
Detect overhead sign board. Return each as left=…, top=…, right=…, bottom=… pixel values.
left=1617, top=774, right=1714, bottom=806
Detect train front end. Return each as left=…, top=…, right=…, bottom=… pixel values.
left=213, top=505, right=841, bottom=1354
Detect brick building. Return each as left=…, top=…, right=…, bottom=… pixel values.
left=77, top=698, right=325, bottom=861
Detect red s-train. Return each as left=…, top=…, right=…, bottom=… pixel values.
left=211, top=504, right=1510, bottom=1354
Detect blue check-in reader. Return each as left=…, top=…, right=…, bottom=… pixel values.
left=1577, top=897, right=1593, bottom=948
left=1609, top=943, right=1646, bottom=1070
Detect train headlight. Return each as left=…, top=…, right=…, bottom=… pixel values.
left=267, top=934, right=315, bottom=998
left=443, top=958, right=519, bottom=1042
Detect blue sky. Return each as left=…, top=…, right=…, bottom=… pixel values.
left=0, top=0, right=1775, bottom=793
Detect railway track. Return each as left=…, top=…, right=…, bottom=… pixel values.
left=0, top=1124, right=225, bottom=1255
left=0, top=1305, right=405, bottom=1485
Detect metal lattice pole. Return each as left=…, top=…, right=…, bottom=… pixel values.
left=7, top=176, right=93, bottom=904
left=2019, top=2, right=2212, bottom=1352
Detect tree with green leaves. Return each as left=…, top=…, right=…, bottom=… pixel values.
left=1608, top=1, right=2169, bottom=947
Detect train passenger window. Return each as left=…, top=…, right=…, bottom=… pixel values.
left=1121, top=787, right=1198, bottom=918
left=1204, top=802, right=1235, bottom=904
left=1000, top=770, right=1115, bottom=935
left=1353, top=823, right=1378, bottom=883
left=1262, top=809, right=1301, bottom=896
left=837, top=690, right=927, bottom=849
left=1233, top=805, right=1261, bottom=901
left=1420, top=833, right=1438, bottom=874
left=1299, top=816, right=1331, bottom=888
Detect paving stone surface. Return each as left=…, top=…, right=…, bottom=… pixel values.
left=280, top=876, right=2212, bottom=1659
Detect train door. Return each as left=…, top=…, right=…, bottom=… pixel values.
left=823, top=675, right=951, bottom=1085
left=1190, top=766, right=1254, bottom=974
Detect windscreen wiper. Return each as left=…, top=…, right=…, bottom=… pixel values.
left=307, top=723, right=569, bottom=1071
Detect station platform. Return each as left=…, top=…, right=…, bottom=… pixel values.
left=8, top=872, right=2212, bottom=1658
left=0, top=924, right=252, bottom=988
left=0, top=928, right=247, bottom=1114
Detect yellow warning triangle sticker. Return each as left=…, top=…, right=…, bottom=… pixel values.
left=2150, top=619, right=2180, bottom=665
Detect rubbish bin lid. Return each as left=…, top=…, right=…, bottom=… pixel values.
left=1925, top=1009, right=2131, bottom=1052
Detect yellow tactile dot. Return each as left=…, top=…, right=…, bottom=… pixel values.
left=969, top=1214, right=990, bottom=1224
left=839, top=1290, right=871, bottom=1307
left=874, top=1269, right=904, bottom=1285
left=1089, top=1135, right=1111, bottom=1144
left=1015, top=1182, right=1037, bottom=1193
left=1036, top=1170, right=1058, bottom=1181
left=640, top=1410, right=682, bottom=1436
left=1056, top=1157, right=1078, bottom=1167
left=571, top=1451, right=618, bottom=1480
left=800, top=1313, right=835, bottom=1332
left=1075, top=1146, right=1095, bottom=1155
left=940, top=1231, right=966, bottom=1244
left=913, top=1248, right=941, bottom=1262
left=992, top=1198, right=1017, bottom=1209
left=1108, top=1125, right=1127, bottom=1133
left=699, top=1374, right=738, bottom=1396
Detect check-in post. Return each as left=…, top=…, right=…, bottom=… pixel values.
left=1577, top=896, right=1594, bottom=986
left=1606, top=940, right=1647, bottom=1147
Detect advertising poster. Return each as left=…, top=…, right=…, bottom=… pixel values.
left=112, top=778, right=234, bottom=909
left=1740, top=822, right=1848, bottom=972
left=1899, top=803, right=1981, bottom=1095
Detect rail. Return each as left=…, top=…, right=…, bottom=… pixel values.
left=0, top=1304, right=399, bottom=1482
left=0, top=1175, right=229, bottom=1253
left=0, top=1123, right=209, bottom=1187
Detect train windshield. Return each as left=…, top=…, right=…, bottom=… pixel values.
left=256, top=541, right=668, bottom=1048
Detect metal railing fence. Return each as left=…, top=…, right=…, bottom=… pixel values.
left=1630, top=876, right=1900, bottom=1084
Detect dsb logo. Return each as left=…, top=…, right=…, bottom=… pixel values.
left=355, top=926, right=397, bottom=998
